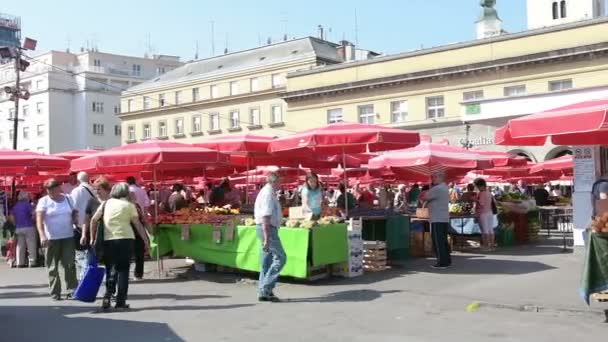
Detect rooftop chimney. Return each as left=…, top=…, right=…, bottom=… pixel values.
left=318, top=25, right=324, bottom=40
left=338, top=40, right=355, bottom=62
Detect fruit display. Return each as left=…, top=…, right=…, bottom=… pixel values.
left=157, top=208, right=237, bottom=225
left=449, top=202, right=474, bottom=216
left=285, top=219, right=301, bottom=228
left=204, top=206, right=240, bottom=215
left=501, top=192, right=528, bottom=202
left=591, top=212, right=608, bottom=233
left=243, top=218, right=256, bottom=226
left=240, top=216, right=340, bottom=229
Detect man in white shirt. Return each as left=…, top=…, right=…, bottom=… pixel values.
left=254, top=172, right=285, bottom=302
left=127, top=176, right=150, bottom=214
left=61, top=172, right=78, bottom=194
left=70, top=172, right=95, bottom=281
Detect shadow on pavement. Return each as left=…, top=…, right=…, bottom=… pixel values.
left=128, top=293, right=229, bottom=301
left=0, top=283, right=48, bottom=290
left=408, top=256, right=556, bottom=275
left=468, top=245, right=573, bottom=256
left=286, top=289, right=402, bottom=303
left=0, top=291, right=50, bottom=299
left=0, top=305, right=187, bottom=342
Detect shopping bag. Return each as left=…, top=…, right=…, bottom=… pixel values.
left=73, top=249, right=105, bottom=303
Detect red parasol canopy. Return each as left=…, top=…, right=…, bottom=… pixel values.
left=0, top=150, right=71, bottom=174
left=529, top=155, right=573, bottom=175
left=268, top=122, right=420, bottom=155
left=70, top=140, right=228, bottom=174
left=470, top=149, right=528, bottom=167
left=194, top=134, right=275, bottom=156
left=368, top=142, right=493, bottom=181
left=495, top=99, right=608, bottom=146
left=54, top=149, right=100, bottom=160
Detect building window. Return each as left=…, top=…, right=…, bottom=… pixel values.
left=463, top=90, right=484, bottom=101
left=230, top=81, right=240, bottom=96
left=143, top=96, right=150, bottom=109
left=552, top=1, right=559, bottom=19
left=192, top=88, right=200, bottom=102
left=192, top=115, right=202, bottom=133
left=210, top=85, right=219, bottom=99
left=9, top=130, right=14, bottom=141
left=560, top=0, right=567, bottom=18
left=250, top=77, right=259, bottom=92
left=426, top=96, right=445, bottom=119
left=22, top=127, right=29, bottom=140
left=127, top=125, right=136, bottom=141
left=549, top=79, right=573, bottom=92
left=36, top=102, right=43, bottom=115
left=271, top=74, right=284, bottom=88
left=358, top=104, right=375, bottom=124
left=159, top=94, right=166, bottom=107
left=37, top=124, right=44, bottom=137
left=132, top=64, right=142, bottom=76
left=230, top=110, right=240, bottom=129
left=271, top=105, right=283, bottom=124
left=157, top=66, right=166, bottom=75
left=327, top=108, right=343, bottom=124
left=93, top=59, right=101, bottom=67
left=114, top=125, right=121, bottom=136
left=249, top=108, right=261, bottom=126
left=210, top=113, right=220, bottom=131
left=390, top=101, right=408, bottom=123
left=22, top=105, right=29, bottom=117
left=92, top=102, right=104, bottom=113
left=36, top=79, right=43, bottom=90
left=504, top=85, right=526, bottom=97
left=93, top=123, right=105, bottom=136
left=127, top=99, right=134, bottom=112
left=175, top=90, right=182, bottom=104
left=175, top=118, right=184, bottom=135
left=143, top=123, right=151, bottom=139
left=9, top=108, right=15, bottom=120
left=114, top=105, right=120, bottom=114
left=158, top=121, right=167, bottom=137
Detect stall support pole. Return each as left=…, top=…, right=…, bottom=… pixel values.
left=245, top=156, right=250, bottom=205
left=343, top=148, right=349, bottom=217
left=154, top=168, right=163, bottom=279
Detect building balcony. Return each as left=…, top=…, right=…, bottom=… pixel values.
left=73, top=65, right=156, bottom=79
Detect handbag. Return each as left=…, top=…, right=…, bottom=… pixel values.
left=94, top=202, right=106, bottom=263
left=73, top=249, right=105, bottom=303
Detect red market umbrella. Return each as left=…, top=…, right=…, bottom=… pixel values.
left=268, top=122, right=420, bottom=155
left=71, top=140, right=228, bottom=174
left=0, top=150, right=71, bottom=174
left=368, top=142, right=493, bottom=182
left=529, top=155, right=573, bottom=175
left=470, top=149, right=528, bottom=167
left=495, top=98, right=608, bottom=146
left=54, top=149, right=100, bottom=160
left=194, top=134, right=275, bottom=156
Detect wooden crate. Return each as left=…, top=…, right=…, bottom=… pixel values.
left=592, top=292, right=608, bottom=302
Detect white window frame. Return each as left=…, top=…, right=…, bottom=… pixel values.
left=132, top=64, right=142, bottom=76
left=22, top=105, right=29, bottom=117
left=114, top=125, right=121, bottom=136
left=127, top=99, right=134, bottom=112
left=93, top=123, right=105, bottom=136
left=92, top=102, right=104, bottom=113
left=175, top=118, right=184, bottom=136
left=159, top=93, right=166, bottom=107
left=36, top=124, right=44, bottom=137
left=209, top=113, right=220, bottom=131
left=390, top=100, right=408, bottom=123
left=249, top=108, right=261, bottom=126
left=549, top=79, right=573, bottom=92
left=503, top=85, right=526, bottom=97
left=143, top=96, right=151, bottom=109
left=36, top=79, right=43, bottom=90
left=358, top=104, right=375, bottom=124
left=127, top=125, right=136, bottom=141
left=463, top=90, right=484, bottom=102
left=158, top=120, right=168, bottom=137
left=327, top=108, right=343, bottom=124
left=271, top=74, right=284, bottom=88
left=22, top=126, right=29, bottom=140
left=9, top=130, right=14, bottom=141
left=175, top=90, right=182, bottom=104
left=210, top=85, right=219, bottom=99
left=192, top=115, right=202, bottom=133
left=426, top=96, right=445, bottom=119
left=250, top=77, right=259, bottom=92
left=9, top=108, right=15, bottom=120
left=230, top=110, right=240, bottom=129
left=192, top=88, right=200, bottom=102
left=230, top=81, right=240, bottom=96
left=142, top=123, right=151, bottom=139
left=271, top=105, right=283, bottom=124
left=36, top=102, right=43, bottom=114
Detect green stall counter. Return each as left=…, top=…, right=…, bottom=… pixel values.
left=150, top=223, right=348, bottom=279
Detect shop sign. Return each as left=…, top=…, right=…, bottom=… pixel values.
left=458, top=136, right=494, bottom=146
left=465, top=103, right=481, bottom=115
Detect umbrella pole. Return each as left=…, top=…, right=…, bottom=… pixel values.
left=343, top=148, right=348, bottom=217
left=246, top=156, right=250, bottom=205
left=154, top=168, right=162, bottom=279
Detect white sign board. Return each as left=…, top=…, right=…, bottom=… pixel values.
left=573, top=146, right=596, bottom=192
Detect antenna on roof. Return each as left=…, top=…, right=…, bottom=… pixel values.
left=195, top=40, right=199, bottom=60
left=224, top=33, right=229, bottom=54
left=354, top=8, right=359, bottom=45
left=66, top=35, right=71, bottom=53
left=210, top=21, right=215, bottom=56
left=281, top=11, right=288, bottom=40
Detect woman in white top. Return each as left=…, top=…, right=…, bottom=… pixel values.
left=36, top=178, right=78, bottom=300
left=474, top=178, right=495, bottom=251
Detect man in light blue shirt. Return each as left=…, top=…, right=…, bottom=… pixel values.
left=254, top=172, right=285, bottom=302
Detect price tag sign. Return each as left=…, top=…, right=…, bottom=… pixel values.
left=225, top=220, right=235, bottom=241
left=181, top=224, right=190, bottom=241
left=212, top=226, right=222, bottom=244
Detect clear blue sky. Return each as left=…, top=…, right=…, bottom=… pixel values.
left=4, top=0, right=527, bottom=60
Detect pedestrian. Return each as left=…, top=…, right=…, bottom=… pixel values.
left=254, top=172, right=285, bottom=302
left=90, top=182, right=150, bottom=311
left=81, top=177, right=112, bottom=255
left=474, top=178, right=495, bottom=251
left=70, top=172, right=96, bottom=281
left=422, top=172, right=451, bottom=269
left=9, top=191, right=37, bottom=268
left=301, top=173, right=322, bottom=220
left=394, top=184, right=408, bottom=211
left=129, top=190, right=148, bottom=281
left=167, top=184, right=188, bottom=213
left=36, top=178, right=78, bottom=300
left=126, top=176, right=150, bottom=215
left=448, top=183, right=459, bottom=202
left=408, top=184, right=421, bottom=205
left=61, top=172, right=78, bottom=195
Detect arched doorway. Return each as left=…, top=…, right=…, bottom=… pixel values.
left=545, top=147, right=572, bottom=161
left=508, top=149, right=536, bottom=163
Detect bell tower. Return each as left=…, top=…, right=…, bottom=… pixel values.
left=527, top=0, right=606, bottom=30
left=476, top=0, right=504, bottom=39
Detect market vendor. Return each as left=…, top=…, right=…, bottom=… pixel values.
left=460, top=184, right=477, bottom=204
left=302, top=173, right=322, bottom=220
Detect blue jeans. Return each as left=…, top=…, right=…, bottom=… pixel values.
left=256, top=225, right=286, bottom=296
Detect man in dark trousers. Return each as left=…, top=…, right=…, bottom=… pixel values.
left=423, top=171, right=451, bottom=269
